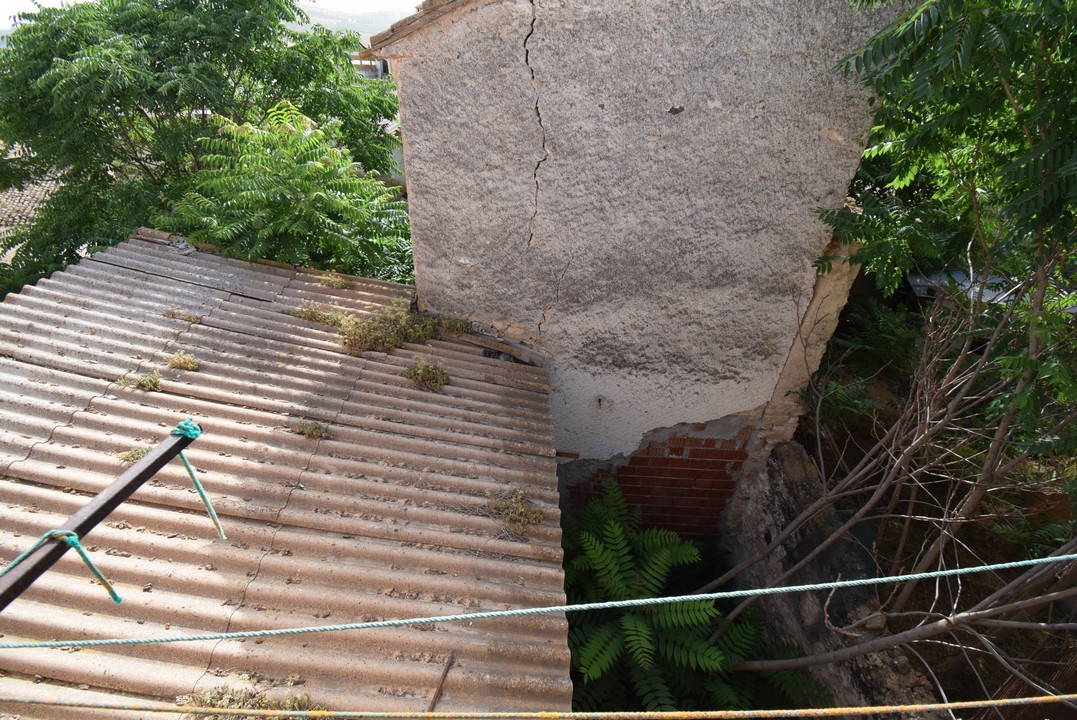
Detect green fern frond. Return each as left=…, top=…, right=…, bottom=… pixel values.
left=628, top=662, right=677, bottom=711
left=705, top=677, right=753, bottom=711
left=578, top=531, right=630, bottom=600
left=576, top=622, right=626, bottom=683
left=619, top=612, right=656, bottom=669
left=655, top=628, right=725, bottom=673
left=649, top=599, right=720, bottom=630
left=711, top=618, right=759, bottom=666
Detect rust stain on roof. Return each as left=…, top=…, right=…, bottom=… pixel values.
left=0, top=230, right=571, bottom=716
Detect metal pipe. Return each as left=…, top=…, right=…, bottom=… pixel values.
left=0, top=431, right=198, bottom=611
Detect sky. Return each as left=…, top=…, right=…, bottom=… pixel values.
left=0, top=0, right=419, bottom=29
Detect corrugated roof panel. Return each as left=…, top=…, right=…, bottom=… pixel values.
left=0, top=232, right=571, bottom=717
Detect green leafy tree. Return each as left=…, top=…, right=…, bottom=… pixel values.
left=564, top=479, right=826, bottom=711
left=0, top=0, right=401, bottom=295
left=155, top=102, right=410, bottom=281
left=708, top=0, right=1076, bottom=702
left=828, top=0, right=1076, bottom=589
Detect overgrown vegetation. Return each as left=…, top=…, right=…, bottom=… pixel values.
left=564, top=479, right=826, bottom=711
left=486, top=488, right=544, bottom=538
left=339, top=301, right=439, bottom=353
left=155, top=101, right=410, bottom=279
left=178, top=687, right=321, bottom=720
left=318, top=274, right=352, bottom=289
left=166, top=352, right=200, bottom=371
left=291, top=421, right=331, bottom=440
left=402, top=355, right=449, bottom=391
left=119, top=446, right=150, bottom=465
left=118, top=370, right=162, bottom=392
left=163, top=305, right=203, bottom=324
left=437, top=316, right=473, bottom=336
left=707, top=0, right=1076, bottom=704
left=0, top=0, right=406, bottom=297
left=293, top=299, right=469, bottom=354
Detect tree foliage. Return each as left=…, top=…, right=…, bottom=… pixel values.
left=155, top=102, right=410, bottom=280
left=709, top=0, right=1076, bottom=702
left=0, top=0, right=403, bottom=294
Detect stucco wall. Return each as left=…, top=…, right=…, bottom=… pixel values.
left=380, top=0, right=880, bottom=460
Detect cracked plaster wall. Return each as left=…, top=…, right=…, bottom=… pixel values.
left=382, top=0, right=882, bottom=460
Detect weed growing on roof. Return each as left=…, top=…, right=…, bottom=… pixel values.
left=166, top=352, right=200, bottom=371
left=318, top=274, right=351, bottom=289
left=402, top=355, right=449, bottom=391
left=292, top=302, right=349, bottom=327
left=294, top=298, right=467, bottom=354
left=487, top=487, right=543, bottom=539
left=119, top=446, right=150, bottom=465
left=118, top=370, right=162, bottom=392
left=437, top=316, right=472, bottom=336
left=163, top=305, right=202, bottom=323
left=178, top=687, right=321, bottom=719
left=338, top=299, right=435, bottom=353
left=291, top=420, right=332, bottom=440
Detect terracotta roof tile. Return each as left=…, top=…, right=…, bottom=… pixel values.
left=0, top=231, right=571, bottom=716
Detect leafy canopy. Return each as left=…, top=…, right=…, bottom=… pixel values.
left=818, top=0, right=1076, bottom=455
left=155, top=102, right=410, bottom=280
left=0, top=0, right=403, bottom=293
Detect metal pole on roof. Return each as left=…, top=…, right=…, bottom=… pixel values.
left=0, top=432, right=198, bottom=612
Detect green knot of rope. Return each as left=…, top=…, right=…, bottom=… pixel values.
left=171, top=418, right=202, bottom=439
left=170, top=419, right=226, bottom=541
left=0, top=530, right=122, bottom=605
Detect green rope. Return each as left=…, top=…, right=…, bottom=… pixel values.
left=0, top=530, right=121, bottom=605
left=171, top=420, right=226, bottom=540
left=1, top=551, right=1073, bottom=651
left=171, top=418, right=203, bottom=440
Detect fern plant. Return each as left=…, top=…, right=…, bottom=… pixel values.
left=564, top=479, right=827, bottom=711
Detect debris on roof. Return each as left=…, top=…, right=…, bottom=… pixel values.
left=0, top=229, right=571, bottom=716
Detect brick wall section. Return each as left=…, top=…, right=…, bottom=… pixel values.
left=568, top=424, right=753, bottom=540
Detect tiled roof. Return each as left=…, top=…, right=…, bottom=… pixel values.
left=367, top=0, right=471, bottom=53
left=0, top=179, right=57, bottom=230
left=0, top=229, right=571, bottom=717
left=0, top=145, right=58, bottom=231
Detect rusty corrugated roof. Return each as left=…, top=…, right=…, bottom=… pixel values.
left=0, top=230, right=571, bottom=717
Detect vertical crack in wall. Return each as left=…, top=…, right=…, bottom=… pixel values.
left=524, top=0, right=547, bottom=249
left=539, top=254, right=571, bottom=335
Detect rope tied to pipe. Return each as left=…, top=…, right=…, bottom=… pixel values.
left=0, top=530, right=121, bottom=604
left=172, top=420, right=226, bottom=540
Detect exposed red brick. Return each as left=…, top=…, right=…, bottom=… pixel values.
left=566, top=425, right=756, bottom=540
left=687, top=447, right=745, bottom=461
left=692, top=477, right=736, bottom=491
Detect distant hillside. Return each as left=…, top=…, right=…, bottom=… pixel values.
left=298, top=5, right=411, bottom=42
